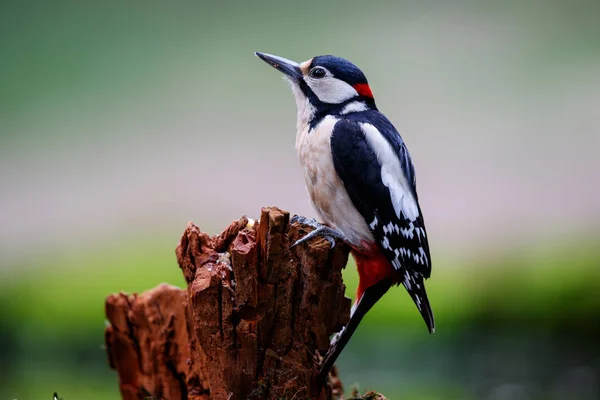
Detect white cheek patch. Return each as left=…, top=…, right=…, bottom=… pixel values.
left=305, top=76, right=358, bottom=104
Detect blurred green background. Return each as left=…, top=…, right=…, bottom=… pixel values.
left=1, top=0, right=599, bottom=399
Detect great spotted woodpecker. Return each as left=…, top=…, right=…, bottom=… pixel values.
left=255, top=52, right=435, bottom=382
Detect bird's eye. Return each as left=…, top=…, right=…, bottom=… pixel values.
left=309, top=67, right=327, bottom=79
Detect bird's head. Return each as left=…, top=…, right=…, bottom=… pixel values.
left=255, top=52, right=377, bottom=125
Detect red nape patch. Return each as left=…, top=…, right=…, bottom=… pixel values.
left=353, top=83, right=373, bottom=98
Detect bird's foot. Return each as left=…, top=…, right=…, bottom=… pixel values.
left=290, top=215, right=348, bottom=248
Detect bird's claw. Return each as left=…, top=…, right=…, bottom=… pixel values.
left=290, top=215, right=347, bottom=249
left=291, top=226, right=337, bottom=248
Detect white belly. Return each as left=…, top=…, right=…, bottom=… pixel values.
left=295, top=116, right=374, bottom=246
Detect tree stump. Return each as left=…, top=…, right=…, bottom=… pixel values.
left=104, top=206, right=368, bottom=400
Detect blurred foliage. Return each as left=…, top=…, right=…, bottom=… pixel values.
left=2, top=232, right=599, bottom=343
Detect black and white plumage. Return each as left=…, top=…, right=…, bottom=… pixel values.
left=331, top=113, right=434, bottom=332
left=255, top=52, right=434, bottom=382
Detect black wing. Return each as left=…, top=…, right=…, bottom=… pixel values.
left=331, top=113, right=434, bottom=332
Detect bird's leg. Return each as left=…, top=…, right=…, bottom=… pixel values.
left=290, top=215, right=348, bottom=248
left=316, top=279, right=393, bottom=387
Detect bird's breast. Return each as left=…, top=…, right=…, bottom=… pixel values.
left=295, top=116, right=374, bottom=246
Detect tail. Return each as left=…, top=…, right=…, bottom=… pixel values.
left=402, top=273, right=435, bottom=333
left=317, top=278, right=393, bottom=385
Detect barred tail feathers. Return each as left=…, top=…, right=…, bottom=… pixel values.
left=402, top=273, right=435, bottom=333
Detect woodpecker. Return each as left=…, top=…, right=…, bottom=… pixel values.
left=255, top=52, right=435, bottom=382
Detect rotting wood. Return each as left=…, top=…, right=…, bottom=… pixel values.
left=105, top=206, right=386, bottom=400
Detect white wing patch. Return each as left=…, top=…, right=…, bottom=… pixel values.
left=360, top=123, right=420, bottom=221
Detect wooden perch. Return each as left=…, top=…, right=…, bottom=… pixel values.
left=105, top=206, right=386, bottom=400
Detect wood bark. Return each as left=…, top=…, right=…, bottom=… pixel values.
left=105, top=206, right=385, bottom=400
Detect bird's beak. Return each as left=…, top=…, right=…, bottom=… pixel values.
left=255, top=52, right=302, bottom=81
